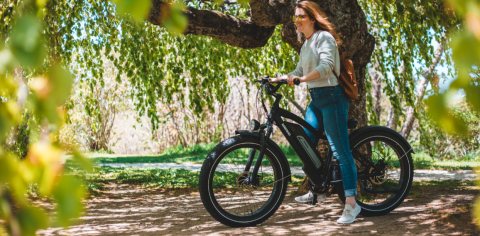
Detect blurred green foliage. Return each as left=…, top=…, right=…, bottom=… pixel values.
left=0, top=0, right=185, bottom=234
left=437, top=0, right=480, bottom=229
left=422, top=0, right=480, bottom=135
left=362, top=0, right=460, bottom=127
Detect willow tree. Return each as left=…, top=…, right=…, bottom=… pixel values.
left=145, top=0, right=375, bottom=128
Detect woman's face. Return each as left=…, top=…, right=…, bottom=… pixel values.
left=294, top=8, right=315, bottom=34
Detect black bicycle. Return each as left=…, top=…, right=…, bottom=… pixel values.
left=199, top=77, right=414, bottom=227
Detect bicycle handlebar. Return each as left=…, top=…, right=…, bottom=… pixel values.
left=256, top=76, right=300, bottom=85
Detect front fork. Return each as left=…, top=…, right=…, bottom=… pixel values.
left=244, top=121, right=273, bottom=186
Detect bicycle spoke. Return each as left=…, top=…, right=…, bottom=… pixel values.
left=210, top=145, right=277, bottom=217
left=353, top=139, right=403, bottom=206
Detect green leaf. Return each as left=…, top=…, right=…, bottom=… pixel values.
left=425, top=92, right=468, bottom=134
left=0, top=153, right=17, bottom=184
left=450, top=31, right=480, bottom=87
left=53, top=175, right=85, bottom=227
left=72, top=150, right=93, bottom=172
left=0, top=49, right=14, bottom=73
left=113, top=0, right=152, bottom=23
left=465, top=84, right=480, bottom=113
left=237, top=0, right=251, bottom=6
left=9, top=14, right=45, bottom=67
left=161, top=3, right=188, bottom=35
left=17, top=207, right=48, bottom=236
left=49, top=65, right=74, bottom=106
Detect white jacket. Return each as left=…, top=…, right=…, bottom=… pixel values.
left=288, top=30, right=340, bottom=88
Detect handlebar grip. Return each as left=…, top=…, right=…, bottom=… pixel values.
left=293, top=79, right=300, bottom=85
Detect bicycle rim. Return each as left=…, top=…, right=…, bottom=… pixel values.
left=207, top=143, right=282, bottom=220
left=351, top=136, right=411, bottom=210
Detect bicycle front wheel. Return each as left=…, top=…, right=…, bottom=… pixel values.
left=337, top=128, right=414, bottom=216
left=199, top=135, right=288, bottom=227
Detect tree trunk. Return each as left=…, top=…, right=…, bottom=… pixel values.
left=400, top=39, right=445, bottom=139
left=386, top=106, right=397, bottom=130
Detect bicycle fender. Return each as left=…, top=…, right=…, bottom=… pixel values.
left=348, top=126, right=415, bottom=154
left=235, top=130, right=292, bottom=182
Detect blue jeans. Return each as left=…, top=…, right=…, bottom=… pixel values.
left=304, top=85, right=357, bottom=197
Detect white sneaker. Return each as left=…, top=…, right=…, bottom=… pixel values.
left=294, top=190, right=326, bottom=203
left=337, top=203, right=361, bottom=224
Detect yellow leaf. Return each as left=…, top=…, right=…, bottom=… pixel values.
left=466, top=12, right=480, bottom=41
left=27, top=142, right=64, bottom=194
left=30, top=76, right=50, bottom=100
left=473, top=196, right=480, bottom=228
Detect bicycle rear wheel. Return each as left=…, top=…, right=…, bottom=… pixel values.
left=337, top=129, right=414, bottom=216
left=199, top=135, right=288, bottom=227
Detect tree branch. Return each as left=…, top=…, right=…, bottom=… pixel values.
left=249, top=0, right=295, bottom=27
left=147, top=0, right=275, bottom=49
left=286, top=96, right=306, bottom=117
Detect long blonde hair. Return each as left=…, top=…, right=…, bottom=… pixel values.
left=295, top=1, right=342, bottom=47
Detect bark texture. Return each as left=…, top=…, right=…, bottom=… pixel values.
left=147, top=0, right=276, bottom=49
left=249, top=0, right=296, bottom=27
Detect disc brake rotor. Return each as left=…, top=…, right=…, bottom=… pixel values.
left=369, top=167, right=388, bottom=185
left=236, top=171, right=251, bottom=188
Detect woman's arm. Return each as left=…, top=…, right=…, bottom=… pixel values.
left=313, top=32, right=336, bottom=80
left=286, top=69, right=321, bottom=85
left=271, top=54, right=304, bottom=83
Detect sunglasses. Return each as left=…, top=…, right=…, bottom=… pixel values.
left=293, top=14, right=308, bottom=22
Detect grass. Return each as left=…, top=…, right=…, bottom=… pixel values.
left=411, top=153, right=480, bottom=170
left=80, top=143, right=480, bottom=170
left=411, top=179, right=477, bottom=188
left=82, top=143, right=305, bottom=167
left=68, top=163, right=477, bottom=196
left=66, top=165, right=306, bottom=194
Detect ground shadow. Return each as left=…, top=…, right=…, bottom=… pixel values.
left=36, top=183, right=479, bottom=235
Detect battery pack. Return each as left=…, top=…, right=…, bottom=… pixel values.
left=282, top=121, right=324, bottom=184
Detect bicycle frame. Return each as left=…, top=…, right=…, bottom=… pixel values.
left=244, top=81, right=387, bottom=194
left=246, top=91, right=331, bottom=190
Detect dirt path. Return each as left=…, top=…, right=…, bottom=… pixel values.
left=37, top=184, right=479, bottom=236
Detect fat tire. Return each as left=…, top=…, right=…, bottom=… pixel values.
left=336, top=129, right=414, bottom=216
left=199, top=135, right=288, bottom=227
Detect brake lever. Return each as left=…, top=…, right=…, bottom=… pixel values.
left=260, top=76, right=270, bottom=84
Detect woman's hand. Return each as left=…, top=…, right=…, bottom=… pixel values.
left=269, top=77, right=280, bottom=83
left=269, top=74, right=288, bottom=83
left=288, top=75, right=302, bottom=86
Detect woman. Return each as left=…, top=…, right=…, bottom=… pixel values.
left=269, top=1, right=360, bottom=224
